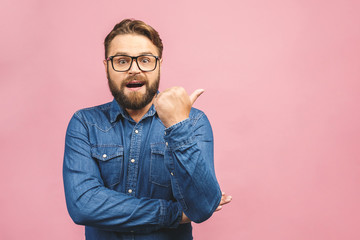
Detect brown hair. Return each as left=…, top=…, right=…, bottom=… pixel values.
left=104, top=19, right=163, bottom=59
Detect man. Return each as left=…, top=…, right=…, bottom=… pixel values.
left=63, top=19, right=232, bottom=240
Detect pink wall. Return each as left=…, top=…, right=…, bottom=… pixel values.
left=1, top=0, right=360, bottom=239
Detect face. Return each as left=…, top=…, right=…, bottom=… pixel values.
left=104, top=34, right=162, bottom=110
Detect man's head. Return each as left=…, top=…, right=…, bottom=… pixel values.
left=103, top=19, right=163, bottom=110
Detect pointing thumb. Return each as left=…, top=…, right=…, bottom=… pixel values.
left=189, top=89, right=205, bottom=105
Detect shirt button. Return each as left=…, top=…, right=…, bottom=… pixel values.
left=171, top=172, right=174, bottom=176
left=164, top=131, right=166, bottom=135
left=131, top=159, right=135, bottom=163
left=165, top=142, right=168, bottom=146
left=102, top=154, right=107, bottom=158
left=135, top=129, right=139, bottom=134
left=128, top=189, right=133, bottom=193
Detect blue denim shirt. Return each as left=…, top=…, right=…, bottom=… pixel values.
left=63, top=99, right=222, bottom=240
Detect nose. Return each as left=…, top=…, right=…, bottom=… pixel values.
left=128, top=59, right=141, bottom=74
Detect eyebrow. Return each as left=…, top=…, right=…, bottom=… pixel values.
left=113, top=51, right=156, bottom=56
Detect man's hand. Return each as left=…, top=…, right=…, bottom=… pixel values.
left=180, top=212, right=191, bottom=224
left=180, top=192, right=232, bottom=224
left=214, top=192, right=232, bottom=212
left=154, top=87, right=204, bottom=128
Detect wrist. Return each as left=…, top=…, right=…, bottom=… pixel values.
left=163, top=116, right=188, bottom=128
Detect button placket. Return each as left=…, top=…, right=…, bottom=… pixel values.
left=126, top=123, right=143, bottom=196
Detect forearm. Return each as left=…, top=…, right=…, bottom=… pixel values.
left=164, top=114, right=222, bottom=223
left=63, top=174, right=181, bottom=233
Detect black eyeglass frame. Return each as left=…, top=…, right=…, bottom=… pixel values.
left=106, top=54, right=160, bottom=72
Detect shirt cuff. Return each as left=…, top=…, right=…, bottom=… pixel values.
left=159, top=200, right=182, bottom=228
left=164, top=118, right=195, bottom=150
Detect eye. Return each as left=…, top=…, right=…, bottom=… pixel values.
left=113, top=56, right=131, bottom=65
left=117, top=58, right=129, bottom=65
left=140, top=57, right=151, bottom=64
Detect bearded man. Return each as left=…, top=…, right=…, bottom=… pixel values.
left=63, top=19, right=231, bottom=240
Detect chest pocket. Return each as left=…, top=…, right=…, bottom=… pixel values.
left=91, top=145, right=123, bottom=187
left=150, top=143, right=171, bottom=187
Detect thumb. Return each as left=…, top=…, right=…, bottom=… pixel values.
left=189, top=89, right=205, bottom=105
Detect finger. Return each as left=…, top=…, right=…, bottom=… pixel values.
left=219, top=194, right=226, bottom=204
left=155, top=91, right=161, bottom=99
left=189, top=89, right=205, bottom=105
left=215, top=206, right=223, bottom=212
left=153, top=96, right=158, bottom=108
left=219, top=195, right=232, bottom=205
left=220, top=199, right=232, bottom=206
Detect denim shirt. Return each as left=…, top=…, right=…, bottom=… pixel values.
left=63, top=99, right=222, bottom=240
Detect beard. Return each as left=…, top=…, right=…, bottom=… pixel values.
left=107, top=71, right=160, bottom=110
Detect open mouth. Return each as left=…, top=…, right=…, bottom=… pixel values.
left=126, top=80, right=145, bottom=88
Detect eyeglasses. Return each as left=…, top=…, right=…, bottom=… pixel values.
left=106, top=54, right=159, bottom=72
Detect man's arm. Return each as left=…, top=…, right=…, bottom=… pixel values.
left=63, top=113, right=182, bottom=233
left=155, top=87, right=225, bottom=223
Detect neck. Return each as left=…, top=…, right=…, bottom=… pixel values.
left=126, top=97, right=155, bottom=123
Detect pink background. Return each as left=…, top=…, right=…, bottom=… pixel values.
left=1, top=0, right=360, bottom=239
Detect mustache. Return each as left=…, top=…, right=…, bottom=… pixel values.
left=126, top=75, right=146, bottom=81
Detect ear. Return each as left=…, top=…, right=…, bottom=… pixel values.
left=103, top=59, right=108, bottom=73
left=159, top=58, right=163, bottom=67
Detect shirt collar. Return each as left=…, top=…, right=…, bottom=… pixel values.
left=109, top=99, right=157, bottom=123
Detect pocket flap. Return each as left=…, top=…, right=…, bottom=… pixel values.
left=91, top=145, right=124, bottom=161
left=150, top=142, right=166, bottom=155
